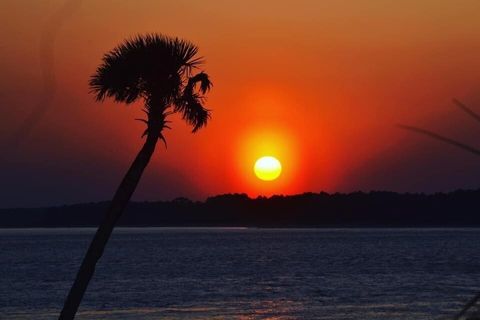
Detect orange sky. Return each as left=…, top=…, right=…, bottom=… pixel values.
left=1, top=0, right=480, bottom=207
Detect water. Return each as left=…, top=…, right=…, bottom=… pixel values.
left=1, top=228, right=480, bottom=319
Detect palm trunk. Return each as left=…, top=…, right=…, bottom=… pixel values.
left=59, top=132, right=159, bottom=320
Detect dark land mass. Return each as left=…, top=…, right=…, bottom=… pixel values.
left=1, top=190, right=479, bottom=228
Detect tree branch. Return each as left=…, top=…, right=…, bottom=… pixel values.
left=397, top=124, right=480, bottom=156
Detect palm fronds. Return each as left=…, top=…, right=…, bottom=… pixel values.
left=175, top=72, right=212, bottom=132
left=89, top=33, right=212, bottom=137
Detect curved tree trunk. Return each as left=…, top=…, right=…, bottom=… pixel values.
left=59, top=132, right=159, bottom=319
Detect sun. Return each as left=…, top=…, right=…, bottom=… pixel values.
left=254, top=156, right=282, bottom=181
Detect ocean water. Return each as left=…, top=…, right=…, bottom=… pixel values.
left=1, top=228, right=480, bottom=319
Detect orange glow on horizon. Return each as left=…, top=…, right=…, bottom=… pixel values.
left=2, top=0, right=480, bottom=206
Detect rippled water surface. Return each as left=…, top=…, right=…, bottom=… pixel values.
left=1, top=228, right=480, bottom=319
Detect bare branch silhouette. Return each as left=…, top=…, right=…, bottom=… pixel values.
left=399, top=99, right=480, bottom=319
left=397, top=124, right=480, bottom=157
left=2, top=0, right=82, bottom=153
left=453, top=98, right=480, bottom=124
left=453, top=294, right=480, bottom=320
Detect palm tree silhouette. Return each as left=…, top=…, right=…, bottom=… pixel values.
left=59, top=34, right=212, bottom=319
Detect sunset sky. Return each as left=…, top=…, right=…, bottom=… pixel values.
left=1, top=0, right=480, bottom=207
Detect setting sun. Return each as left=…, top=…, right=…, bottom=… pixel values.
left=254, top=156, right=282, bottom=181
left=3, top=2, right=480, bottom=319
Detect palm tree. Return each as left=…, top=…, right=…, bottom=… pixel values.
left=59, top=34, right=212, bottom=320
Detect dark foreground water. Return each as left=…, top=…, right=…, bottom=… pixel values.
left=1, top=228, right=480, bottom=319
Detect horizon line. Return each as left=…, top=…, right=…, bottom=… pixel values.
left=2, top=187, right=479, bottom=210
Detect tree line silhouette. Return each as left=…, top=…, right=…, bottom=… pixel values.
left=1, top=190, right=479, bottom=228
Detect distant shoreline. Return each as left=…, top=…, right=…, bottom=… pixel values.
left=2, top=226, right=480, bottom=230
left=1, top=189, right=479, bottom=228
